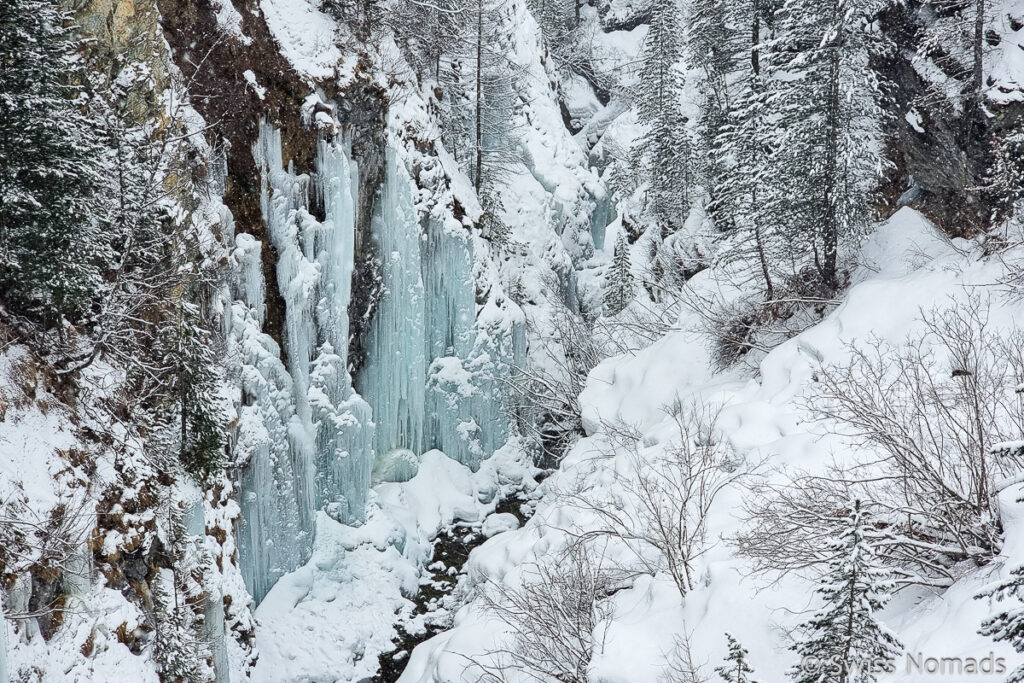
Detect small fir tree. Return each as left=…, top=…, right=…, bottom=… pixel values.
left=977, top=565, right=1024, bottom=683
left=716, top=633, right=758, bottom=683
left=604, top=231, right=635, bottom=316
left=789, top=500, right=902, bottom=683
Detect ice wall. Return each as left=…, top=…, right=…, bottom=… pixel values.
left=420, top=214, right=521, bottom=470
left=357, top=156, right=525, bottom=472
left=229, top=226, right=312, bottom=604
left=230, top=123, right=374, bottom=604
left=589, top=184, right=615, bottom=252
left=232, top=122, right=524, bottom=603
left=308, top=137, right=375, bottom=523
left=356, top=150, right=427, bottom=457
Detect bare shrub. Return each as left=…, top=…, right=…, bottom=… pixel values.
left=738, top=298, right=1024, bottom=587
left=470, top=542, right=620, bottom=683
left=682, top=268, right=840, bottom=370
left=559, top=401, right=752, bottom=599
left=660, top=630, right=709, bottom=683
left=508, top=299, right=605, bottom=466
left=810, top=299, right=1024, bottom=562
left=594, top=293, right=681, bottom=356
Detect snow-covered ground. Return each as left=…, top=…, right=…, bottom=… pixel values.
left=398, top=209, right=1024, bottom=682
left=251, top=446, right=538, bottom=682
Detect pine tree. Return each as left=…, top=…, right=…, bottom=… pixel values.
left=699, top=0, right=787, bottom=301
left=789, top=500, right=901, bottom=683
left=686, top=0, right=742, bottom=119
left=716, top=634, right=758, bottom=683
left=430, top=0, right=521, bottom=193
left=604, top=231, right=634, bottom=316
left=634, top=0, right=693, bottom=232
left=481, top=184, right=512, bottom=253
left=768, top=0, right=888, bottom=291
left=167, top=294, right=225, bottom=480
left=977, top=566, right=1024, bottom=683
left=715, top=73, right=785, bottom=301
left=0, top=0, right=111, bottom=322
left=152, top=499, right=213, bottom=682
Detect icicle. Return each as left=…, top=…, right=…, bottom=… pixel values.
left=232, top=122, right=375, bottom=603
left=309, top=137, right=374, bottom=523
left=356, top=149, right=427, bottom=460
left=588, top=183, right=615, bottom=251
left=183, top=499, right=231, bottom=682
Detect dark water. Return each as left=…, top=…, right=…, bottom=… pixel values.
left=373, top=493, right=533, bottom=682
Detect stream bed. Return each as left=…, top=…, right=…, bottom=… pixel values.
left=373, top=491, right=535, bottom=682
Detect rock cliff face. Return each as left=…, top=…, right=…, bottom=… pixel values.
left=876, top=0, right=1024, bottom=236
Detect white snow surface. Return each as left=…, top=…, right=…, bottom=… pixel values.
left=259, top=0, right=343, bottom=80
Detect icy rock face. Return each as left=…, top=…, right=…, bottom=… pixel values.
left=228, top=221, right=311, bottom=604
left=356, top=149, right=427, bottom=457
left=232, top=122, right=523, bottom=604
left=358, top=153, right=525, bottom=472
left=422, top=226, right=527, bottom=469
left=230, top=122, right=375, bottom=603
left=182, top=498, right=231, bottom=683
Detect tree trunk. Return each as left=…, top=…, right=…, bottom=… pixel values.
left=820, top=14, right=843, bottom=291
left=751, top=0, right=760, bottom=76
left=474, top=0, right=484, bottom=194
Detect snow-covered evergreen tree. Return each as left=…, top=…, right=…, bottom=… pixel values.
left=0, top=0, right=111, bottom=322
left=789, top=500, right=901, bottom=683
left=158, top=293, right=225, bottom=480
left=716, top=633, right=758, bottom=683
left=977, top=565, right=1024, bottom=683
left=767, top=0, right=888, bottom=291
left=635, top=0, right=693, bottom=232
left=152, top=500, right=214, bottom=682
left=604, top=231, right=635, bottom=316
left=701, top=0, right=787, bottom=301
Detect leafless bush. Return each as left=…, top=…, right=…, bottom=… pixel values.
left=659, top=630, right=709, bottom=683
left=683, top=279, right=839, bottom=371
left=469, top=542, right=620, bottom=683
left=0, top=487, right=94, bottom=637
left=738, top=298, right=1024, bottom=587
left=559, top=401, right=752, bottom=599
left=734, top=473, right=955, bottom=587
left=508, top=299, right=606, bottom=466
left=811, top=299, right=1024, bottom=561
left=594, top=293, right=681, bottom=356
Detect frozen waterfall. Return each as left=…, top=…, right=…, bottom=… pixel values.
left=231, top=122, right=524, bottom=604
left=356, top=149, right=427, bottom=458
left=357, top=153, right=526, bottom=473
left=230, top=123, right=374, bottom=603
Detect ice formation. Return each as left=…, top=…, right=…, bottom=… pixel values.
left=589, top=183, right=614, bottom=251
left=229, top=123, right=374, bottom=603
left=183, top=498, right=231, bottom=683
left=356, top=149, right=427, bottom=457
left=230, top=123, right=523, bottom=604
left=357, top=153, right=526, bottom=472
